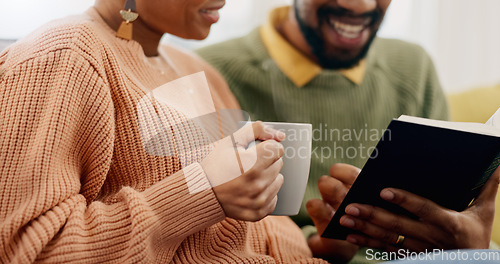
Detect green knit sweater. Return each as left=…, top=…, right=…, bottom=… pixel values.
left=197, top=28, right=449, bottom=227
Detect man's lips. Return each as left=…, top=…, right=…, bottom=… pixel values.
left=327, top=15, right=372, bottom=42
left=331, top=15, right=373, bottom=26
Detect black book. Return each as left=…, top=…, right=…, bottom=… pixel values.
left=322, top=114, right=500, bottom=240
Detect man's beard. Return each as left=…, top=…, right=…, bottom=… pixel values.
left=294, top=5, right=382, bottom=70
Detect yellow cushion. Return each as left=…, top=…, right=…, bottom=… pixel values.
left=448, top=85, right=500, bottom=123
left=447, top=84, right=500, bottom=245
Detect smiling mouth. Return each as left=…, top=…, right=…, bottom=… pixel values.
left=200, top=9, right=220, bottom=15
left=328, top=17, right=372, bottom=39
left=199, top=6, right=224, bottom=24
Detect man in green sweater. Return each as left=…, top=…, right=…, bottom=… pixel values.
left=197, top=0, right=497, bottom=262
left=199, top=0, right=447, bottom=220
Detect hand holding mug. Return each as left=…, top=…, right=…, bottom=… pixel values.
left=201, top=121, right=286, bottom=221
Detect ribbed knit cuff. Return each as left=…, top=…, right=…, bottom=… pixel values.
left=183, top=162, right=214, bottom=194
left=144, top=163, right=225, bottom=240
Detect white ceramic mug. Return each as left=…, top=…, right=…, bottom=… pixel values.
left=239, top=121, right=312, bottom=216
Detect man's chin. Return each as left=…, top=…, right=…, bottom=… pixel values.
left=318, top=56, right=363, bottom=70
left=318, top=33, right=377, bottom=70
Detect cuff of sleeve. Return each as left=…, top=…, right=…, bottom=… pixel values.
left=144, top=162, right=225, bottom=239
left=301, top=225, right=318, bottom=241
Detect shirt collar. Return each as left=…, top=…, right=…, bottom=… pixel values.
left=260, top=6, right=366, bottom=87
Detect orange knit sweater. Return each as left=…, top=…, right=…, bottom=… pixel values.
left=0, top=8, right=327, bottom=264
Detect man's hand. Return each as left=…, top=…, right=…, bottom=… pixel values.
left=339, top=166, right=500, bottom=252
left=307, top=164, right=361, bottom=263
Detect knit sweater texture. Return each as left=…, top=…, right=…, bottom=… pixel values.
left=0, top=8, right=327, bottom=264
left=197, top=29, right=449, bottom=226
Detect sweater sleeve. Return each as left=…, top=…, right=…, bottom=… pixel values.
left=0, top=49, right=225, bottom=263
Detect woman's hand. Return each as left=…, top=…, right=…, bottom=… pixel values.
left=307, top=163, right=361, bottom=263
left=202, top=121, right=286, bottom=222
left=340, top=166, right=500, bottom=252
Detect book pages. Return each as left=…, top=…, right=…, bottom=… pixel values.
left=486, top=107, right=500, bottom=129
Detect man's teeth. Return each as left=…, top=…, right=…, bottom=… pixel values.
left=330, top=20, right=366, bottom=39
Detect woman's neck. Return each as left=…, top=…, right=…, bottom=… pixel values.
left=93, top=1, right=163, bottom=57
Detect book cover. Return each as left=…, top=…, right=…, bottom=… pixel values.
left=322, top=118, right=500, bottom=240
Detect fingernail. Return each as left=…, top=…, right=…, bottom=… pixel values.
left=340, top=216, right=355, bottom=228
left=381, top=189, right=395, bottom=201
left=277, top=131, right=286, bottom=140
left=346, top=206, right=360, bottom=216
left=346, top=236, right=358, bottom=244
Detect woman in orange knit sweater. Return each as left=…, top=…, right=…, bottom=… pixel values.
left=0, top=0, right=331, bottom=263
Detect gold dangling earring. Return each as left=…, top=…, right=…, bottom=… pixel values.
left=116, top=0, right=139, bottom=40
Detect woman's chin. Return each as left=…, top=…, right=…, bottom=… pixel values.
left=174, top=27, right=211, bottom=41
left=192, top=32, right=210, bottom=40
left=191, top=30, right=211, bottom=41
